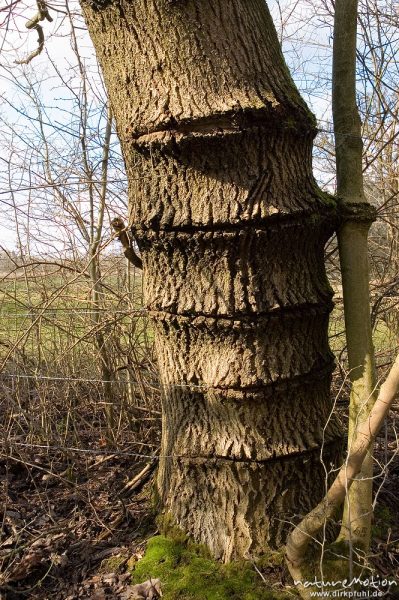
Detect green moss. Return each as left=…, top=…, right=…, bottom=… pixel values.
left=256, top=549, right=285, bottom=569
left=131, top=536, right=292, bottom=599
left=155, top=512, right=191, bottom=546
left=316, top=188, right=339, bottom=210
left=151, top=482, right=161, bottom=512
left=99, top=554, right=127, bottom=573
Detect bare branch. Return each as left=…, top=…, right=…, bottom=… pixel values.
left=15, top=0, right=53, bottom=65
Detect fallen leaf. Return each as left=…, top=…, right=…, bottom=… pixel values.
left=123, top=578, right=162, bottom=599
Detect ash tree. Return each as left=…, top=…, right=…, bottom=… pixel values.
left=78, top=0, right=344, bottom=561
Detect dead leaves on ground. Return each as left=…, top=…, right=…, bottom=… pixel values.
left=0, top=449, right=157, bottom=599
left=64, top=573, right=162, bottom=599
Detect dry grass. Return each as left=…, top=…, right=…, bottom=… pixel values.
left=0, top=260, right=398, bottom=598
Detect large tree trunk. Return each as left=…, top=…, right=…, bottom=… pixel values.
left=81, top=0, right=342, bottom=561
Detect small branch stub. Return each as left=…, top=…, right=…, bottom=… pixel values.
left=111, top=217, right=142, bottom=270
left=15, top=0, right=53, bottom=65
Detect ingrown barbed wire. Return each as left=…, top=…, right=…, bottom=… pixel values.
left=4, top=430, right=394, bottom=462
left=4, top=441, right=159, bottom=459
left=3, top=441, right=345, bottom=463
left=0, top=372, right=250, bottom=391
left=1, top=373, right=152, bottom=384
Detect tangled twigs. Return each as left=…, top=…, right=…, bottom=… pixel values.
left=15, top=0, right=53, bottom=65
left=120, top=457, right=158, bottom=496
left=285, top=353, right=399, bottom=598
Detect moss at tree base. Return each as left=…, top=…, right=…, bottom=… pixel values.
left=130, top=535, right=293, bottom=600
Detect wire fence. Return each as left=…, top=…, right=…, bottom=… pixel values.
left=0, top=258, right=397, bottom=465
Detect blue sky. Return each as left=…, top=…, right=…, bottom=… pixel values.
left=0, top=0, right=335, bottom=254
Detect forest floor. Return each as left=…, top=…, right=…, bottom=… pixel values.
left=1, top=385, right=399, bottom=599
left=0, top=445, right=158, bottom=600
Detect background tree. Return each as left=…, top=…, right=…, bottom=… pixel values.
left=0, top=0, right=153, bottom=444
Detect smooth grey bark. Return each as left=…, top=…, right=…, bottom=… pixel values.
left=333, top=0, right=377, bottom=551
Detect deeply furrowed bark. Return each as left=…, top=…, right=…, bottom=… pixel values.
left=81, top=0, right=343, bottom=561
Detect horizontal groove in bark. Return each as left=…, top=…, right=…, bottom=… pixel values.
left=159, top=379, right=341, bottom=462
left=171, top=437, right=343, bottom=465
left=148, top=300, right=334, bottom=323
left=155, top=314, right=333, bottom=389
left=158, top=361, right=336, bottom=399
left=140, top=225, right=334, bottom=315
left=132, top=205, right=337, bottom=234
left=132, top=107, right=317, bottom=147
left=161, top=442, right=342, bottom=560
left=128, top=129, right=331, bottom=230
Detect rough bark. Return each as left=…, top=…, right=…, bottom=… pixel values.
left=81, top=0, right=343, bottom=561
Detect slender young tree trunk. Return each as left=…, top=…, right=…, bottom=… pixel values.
left=286, top=353, right=399, bottom=599
left=81, top=0, right=342, bottom=560
left=88, top=107, right=116, bottom=438
left=333, top=0, right=377, bottom=552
